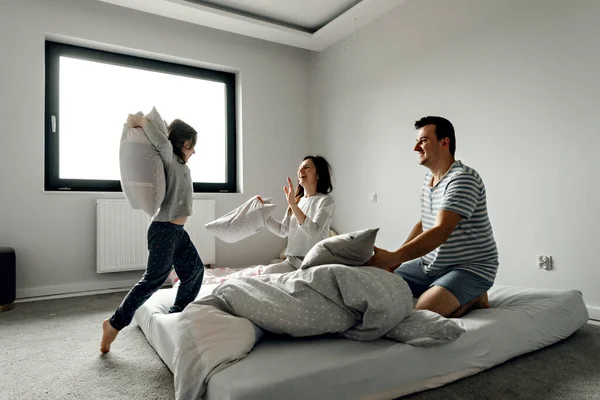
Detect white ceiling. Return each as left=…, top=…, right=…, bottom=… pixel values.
left=97, top=0, right=406, bottom=51
left=189, top=0, right=362, bottom=33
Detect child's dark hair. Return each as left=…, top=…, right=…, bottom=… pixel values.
left=167, top=119, right=197, bottom=163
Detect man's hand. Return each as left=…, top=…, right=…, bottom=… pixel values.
left=367, top=246, right=401, bottom=272
left=127, top=114, right=146, bottom=128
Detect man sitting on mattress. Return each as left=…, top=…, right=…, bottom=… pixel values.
left=368, top=116, right=498, bottom=318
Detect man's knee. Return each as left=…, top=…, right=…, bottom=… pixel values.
left=414, top=285, right=461, bottom=317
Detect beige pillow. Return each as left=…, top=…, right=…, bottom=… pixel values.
left=145, top=107, right=168, bottom=135
left=119, top=107, right=168, bottom=216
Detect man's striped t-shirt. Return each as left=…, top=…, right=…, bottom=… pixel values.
left=420, top=160, right=498, bottom=282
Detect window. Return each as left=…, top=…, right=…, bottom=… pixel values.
left=45, top=41, right=237, bottom=192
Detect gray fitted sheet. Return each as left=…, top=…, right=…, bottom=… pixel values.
left=134, top=284, right=588, bottom=400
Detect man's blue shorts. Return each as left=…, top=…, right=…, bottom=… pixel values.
left=394, top=258, right=493, bottom=306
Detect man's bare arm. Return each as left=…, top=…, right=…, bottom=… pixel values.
left=368, top=210, right=462, bottom=271
left=403, top=220, right=423, bottom=245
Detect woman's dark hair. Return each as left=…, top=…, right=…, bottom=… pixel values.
left=167, top=119, right=197, bottom=163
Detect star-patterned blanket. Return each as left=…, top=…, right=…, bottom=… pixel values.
left=172, top=265, right=465, bottom=400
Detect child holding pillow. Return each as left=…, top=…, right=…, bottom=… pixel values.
left=100, top=115, right=205, bottom=354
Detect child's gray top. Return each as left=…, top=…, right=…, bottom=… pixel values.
left=144, top=120, right=193, bottom=222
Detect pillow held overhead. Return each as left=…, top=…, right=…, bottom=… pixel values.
left=119, top=106, right=168, bottom=217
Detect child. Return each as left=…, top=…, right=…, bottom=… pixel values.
left=101, top=115, right=204, bottom=354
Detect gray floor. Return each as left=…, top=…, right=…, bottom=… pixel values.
left=403, top=320, right=600, bottom=399
left=1, top=292, right=599, bottom=400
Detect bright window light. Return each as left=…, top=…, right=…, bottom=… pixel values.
left=45, top=41, right=237, bottom=193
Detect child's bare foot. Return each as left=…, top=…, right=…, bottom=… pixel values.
left=100, top=319, right=119, bottom=354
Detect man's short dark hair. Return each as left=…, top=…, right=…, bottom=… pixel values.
left=414, top=116, right=456, bottom=156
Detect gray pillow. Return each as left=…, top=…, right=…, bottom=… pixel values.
left=300, top=228, right=379, bottom=269
left=205, top=196, right=277, bottom=243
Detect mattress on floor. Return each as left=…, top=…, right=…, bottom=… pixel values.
left=134, top=284, right=588, bottom=400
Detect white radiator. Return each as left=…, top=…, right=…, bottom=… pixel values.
left=96, top=199, right=216, bottom=273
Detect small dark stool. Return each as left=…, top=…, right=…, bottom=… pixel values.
left=0, top=247, right=16, bottom=312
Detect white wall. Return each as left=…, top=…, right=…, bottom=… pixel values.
left=309, top=0, right=600, bottom=315
left=0, top=0, right=310, bottom=298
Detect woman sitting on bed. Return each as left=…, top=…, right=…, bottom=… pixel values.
left=259, top=155, right=335, bottom=274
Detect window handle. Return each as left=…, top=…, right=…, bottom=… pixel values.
left=51, top=115, right=56, bottom=133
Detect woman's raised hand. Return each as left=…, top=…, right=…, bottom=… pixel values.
left=283, top=177, right=295, bottom=206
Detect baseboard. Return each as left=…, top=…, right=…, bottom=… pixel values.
left=588, top=306, right=600, bottom=321
left=15, top=278, right=141, bottom=302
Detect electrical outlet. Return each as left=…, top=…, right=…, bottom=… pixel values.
left=369, top=193, right=378, bottom=203
left=537, top=255, right=553, bottom=270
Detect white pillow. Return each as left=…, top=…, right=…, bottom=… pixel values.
left=119, top=107, right=168, bottom=217
left=300, top=228, right=379, bottom=269
left=205, top=196, right=277, bottom=243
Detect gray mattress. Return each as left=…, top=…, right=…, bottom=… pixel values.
left=134, top=284, right=588, bottom=400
